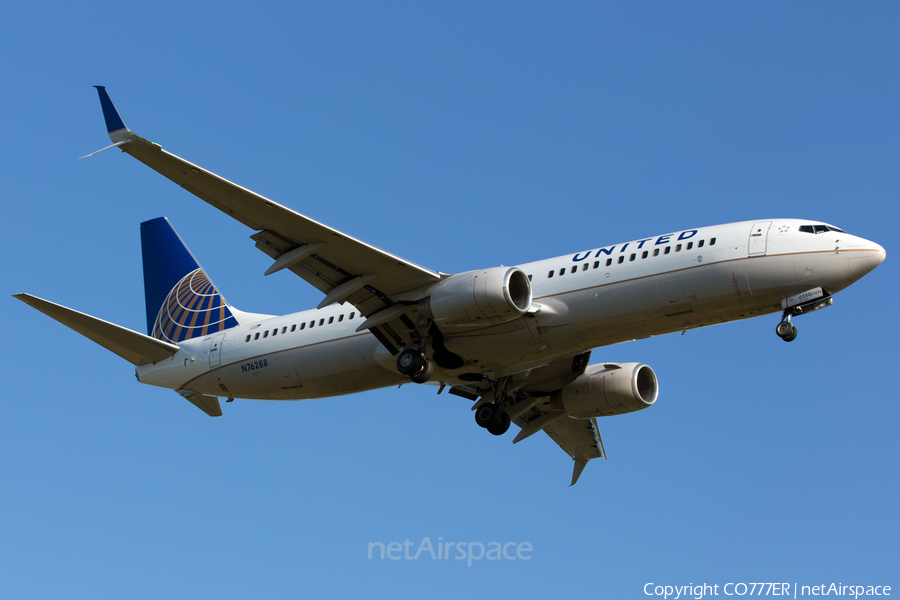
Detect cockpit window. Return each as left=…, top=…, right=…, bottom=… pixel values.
left=800, top=224, right=846, bottom=234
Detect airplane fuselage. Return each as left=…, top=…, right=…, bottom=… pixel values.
left=136, top=218, right=885, bottom=401
left=15, top=87, right=886, bottom=483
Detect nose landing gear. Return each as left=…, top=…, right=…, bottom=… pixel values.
left=775, top=287, right=834, bottom=342
left=775, top=316, right=798, bottom=342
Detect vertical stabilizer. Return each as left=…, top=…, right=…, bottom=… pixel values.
left=141, top=217, right=239, bottom=342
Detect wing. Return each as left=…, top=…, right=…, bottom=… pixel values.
left=90, top=86, right=442, bottom=353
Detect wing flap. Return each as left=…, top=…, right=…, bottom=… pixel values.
left=14, top=293, right=179, bottom=366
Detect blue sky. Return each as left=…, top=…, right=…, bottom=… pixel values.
left=2, top=2, right=897, bottom=598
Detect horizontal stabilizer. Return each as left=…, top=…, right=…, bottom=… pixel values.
left=13, top=293, right=179, bottom=366
left=176, top=389, right=223, bottom=417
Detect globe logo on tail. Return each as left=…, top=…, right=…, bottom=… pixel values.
left=152, top=269, right=238, bottom=343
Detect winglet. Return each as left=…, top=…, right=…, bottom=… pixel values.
left=570, top=459, right=589, bottom=486
left=93, top=86, right=132, bottom=143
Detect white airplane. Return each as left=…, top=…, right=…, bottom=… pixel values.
left=15, top=87, right=886, bottom=484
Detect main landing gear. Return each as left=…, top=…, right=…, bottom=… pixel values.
left=470, top=375, right=514, bottom=436
left=474, top=402, right=511, bottom=436
left=396, top=348, right=434, bottom=384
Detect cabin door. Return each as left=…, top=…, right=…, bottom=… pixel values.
left=209, top=334, right=225, bottom=368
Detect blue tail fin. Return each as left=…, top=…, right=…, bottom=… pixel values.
left=140, top=217, right=239, bottom=342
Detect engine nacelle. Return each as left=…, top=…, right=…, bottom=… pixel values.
left=551, top=362, right=659, bottom=418
left=419, top=267, right=532, bottom=327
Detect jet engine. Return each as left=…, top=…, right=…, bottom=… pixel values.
left=550, top=362, right=659, bottom=418
left=418, top=267, right=532, bottom=327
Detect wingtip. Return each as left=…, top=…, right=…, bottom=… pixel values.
left=13, top=292, right=36, bottom=304
left=93, top=85, right=131, bottom=142
left=570, top=459, right=589, bottom=486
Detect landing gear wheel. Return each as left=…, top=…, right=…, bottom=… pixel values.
left=474, top=403, right=502, bottom=429
left=409, top=359, right=434, bottom=383
left=775, top=321, right=797, bottom=342
left=396, top=349, right=425, bottom=375
left=487, top=411, right=511, bottom=436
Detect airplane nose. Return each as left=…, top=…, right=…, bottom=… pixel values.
left=848, top=238, right=886, bottom=278
left=874, top=242, right=886, bottom=266
left=865, top=240, right=886, bottom=266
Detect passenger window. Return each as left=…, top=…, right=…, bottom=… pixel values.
left=665, top=246, right=671, bottom=254
left=300, top=323, right=306, bottom=330
left=571, top=266, right=577, bottom=274
left=618, top=256, right=624, bottom=264
left=528, top=274, right=532, bottom=281
left=548, top=270, right=554, bottom=278
left=629, top=253, right=636, bottom=262
left=328, top=316, right=334, bottom=324
left=606, top=258, right=612, bottom=266
left=593, top=261, right=599, bottom=269
left=675, top=244, right=682, bottom=252
left=350, top=312, right=355, bottom=319
left=559, top=268, right=565, bottom=276
left=653, top=249, right=659, bottom=257
left=582, top=264, right=588, bottom=271
left=319, top=319, right=325, bottom=326
left=710, top=237, right=716, bottom=246
left=291, top=324, right=296, bottom=332
left=687, top=242, right=693, bottom=250
left=264, top=331, right=269, bottom=338
left=698, top=240, right=704, bottom=248
left=254, top=333, right=260, bottom=340
left=282, top=326, right=287, bottom=334
left=310, top=321, right=315, bottom=328
left=339, top=314, right=344, bottom=322
left=641, top=251, right=648, bottom=259
left=245, top=335, right=251, bottom=342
